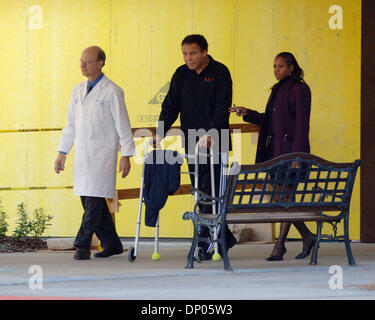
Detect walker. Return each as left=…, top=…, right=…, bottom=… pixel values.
left=127, top=138, right=228, bottom=263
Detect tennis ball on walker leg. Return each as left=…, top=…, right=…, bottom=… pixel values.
left=212, top=253, right=221, bottom=262
left=152, top=252, right=161, bottom=261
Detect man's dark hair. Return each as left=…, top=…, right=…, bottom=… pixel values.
left=97, top=48, right=106, bottom=67
left=181, top=34, right=208, bottom=52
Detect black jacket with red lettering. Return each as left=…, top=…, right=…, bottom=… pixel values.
left=158, top=55, right=232, bottom=154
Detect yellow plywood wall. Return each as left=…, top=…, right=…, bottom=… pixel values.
left=0, top=0, right=361, bottom=240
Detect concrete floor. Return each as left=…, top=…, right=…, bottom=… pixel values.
left=0, top=241, right=374, bottom=300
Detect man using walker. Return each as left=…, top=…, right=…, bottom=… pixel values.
left=153, top=34, right=237, bottom=260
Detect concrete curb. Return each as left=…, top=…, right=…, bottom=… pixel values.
left=46, top=238, right=75, bottom=250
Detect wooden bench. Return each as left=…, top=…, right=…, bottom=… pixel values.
left=183, top=152, right=361, bottom=271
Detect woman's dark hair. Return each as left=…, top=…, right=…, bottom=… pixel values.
left=276, top=52, right=304, bottom=82
left=181, top=34, right=208, bottom=52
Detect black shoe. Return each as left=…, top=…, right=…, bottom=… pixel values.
left=295, top=238, right=317, bottom=259
left=200, top=251, right=213, bottom=261
left=194, top=246, right=213, bottom=262
left=94, top=246, right=123, bottom=258
left=266, top=247, right=287, bottom=262
left=74, top=247, right=91, bottom=260
left=218, top=237, right=237, bottom=255
left=227, top=236, right=237, bottom=250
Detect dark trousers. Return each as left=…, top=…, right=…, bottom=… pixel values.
left=74, top=196, right=122, bottom=250
left=188, top=154, right=236, bottom=251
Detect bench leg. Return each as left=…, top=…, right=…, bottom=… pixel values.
left=220, top=223, right=233, bottom=271
left=343, top=213, right=356, bottom=266
left=310, top=221, right=322, bottom=265
left=185, top=224, right=198, bottom=269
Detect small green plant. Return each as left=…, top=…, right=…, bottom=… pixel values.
left=13, top=203, right=33, bottom=239
left=12, top=203, right=53, bottom=239
left=31, top=207, right=53, bottom=238
left=0, top=200, right=9, bottom=236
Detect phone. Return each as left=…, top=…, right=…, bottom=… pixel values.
left=233, top=104, right=240, bottom=115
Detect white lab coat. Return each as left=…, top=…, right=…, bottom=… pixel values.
left=58, top=75, right=135, bottom=199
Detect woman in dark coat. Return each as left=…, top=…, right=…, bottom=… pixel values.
left=230, top=52, right=315, bottom=261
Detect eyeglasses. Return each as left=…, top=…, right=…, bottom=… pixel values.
left=79, top=59, right=99, bottom=65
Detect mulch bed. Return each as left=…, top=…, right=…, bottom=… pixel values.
left=0, top=235, right=48, bottom=253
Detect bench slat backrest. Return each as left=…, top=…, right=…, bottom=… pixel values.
left=223, top=153, right=360, bottom=214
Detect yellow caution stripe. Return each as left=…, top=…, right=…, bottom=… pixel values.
left=0, top=128, right=63, bottom=133
left=0, top=186, right=73, bottom=191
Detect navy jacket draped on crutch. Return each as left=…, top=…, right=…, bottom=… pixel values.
left=143, top=150, right=183, bottom=227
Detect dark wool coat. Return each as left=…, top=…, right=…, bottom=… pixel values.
left=243, top=77, right=311, bottom=163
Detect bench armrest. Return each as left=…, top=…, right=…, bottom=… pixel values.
left=190, top=188, right=223, bottom=202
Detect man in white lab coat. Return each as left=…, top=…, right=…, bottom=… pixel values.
left=54, top=46, right=135, bottom=260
